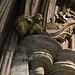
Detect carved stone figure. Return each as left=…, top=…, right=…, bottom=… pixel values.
left=15, top=14, right=44, bottom=36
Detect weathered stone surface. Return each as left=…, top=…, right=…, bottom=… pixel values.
left=25, top=0, right=32, bottom=15
left=20, top=35, right=62, bottom=74
left=47, top=0, right=57, bottom=23
left=49, top=61, right=75, bottom=75
left=49, top=49, right=75, bottom=75
left=72, top=34, right=75, bottom=50
left=10, top=47, right=29, bottom=75
left=56, top=49, right=75, bottom=62
left=20, top=35, right=62, bottom=58
left=0, top=0, right=22, bottom=55
left=0, top=32, right=18, bottom=75
left=31, top=0, right=37, bottom=16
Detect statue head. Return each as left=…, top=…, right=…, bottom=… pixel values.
left=15, top=15, right=33, bottom=35
left=15, top=14, right=44, bottom=36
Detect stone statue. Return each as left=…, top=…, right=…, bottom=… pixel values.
left=15, top=14, right=44, bottom=37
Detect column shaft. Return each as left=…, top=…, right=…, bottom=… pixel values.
left=47, top=0, right=57, bottom=22
left=62, top=40, right=66, bottom=49
left=72, top=34, right=75, bottom=50
left=30, top=61, right=44, bottom=75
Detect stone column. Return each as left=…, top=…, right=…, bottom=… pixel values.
left=20, top=35, right=63, bottom=74
left=49, top=49, right=75, bottom=75
left=72, top=34, right=75, bottom=50
left=30, top=61, right=44, bottom=75
left=34, top=0, right=41, bottom=15
left=55, top=6, right=59, bottom=14
left=47, top=0, right=57, bottom=23
left=29, top=50, right=53, bottom=75
left=54, top=6, right=59, bottom=21
left=72, top=27, right=75, bottom=50
left=25, top=0, right=32, bottom=15
left=62, top=40, right=66, bottom=49
left=66, top=39, right=69, bottom=48
left=62, top=39, right=69, bottom=49
left=62, top=5, right=66, bottom=12
left=62, top=34, right=71, bottom=49
left=10, top=47, right=29, bottom=75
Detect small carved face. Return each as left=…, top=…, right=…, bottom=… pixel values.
left=15, top=14, right=44, bottom=36
left=15, top=15, right=33, bottom=35
left=59, top=12, right=63, bottom=15
left=32, top=14, right=43, bottom=23
left=36, top=14, right=43, bottom=21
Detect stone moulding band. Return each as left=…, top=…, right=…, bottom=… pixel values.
left=28, top=49, right=54, bottom=72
